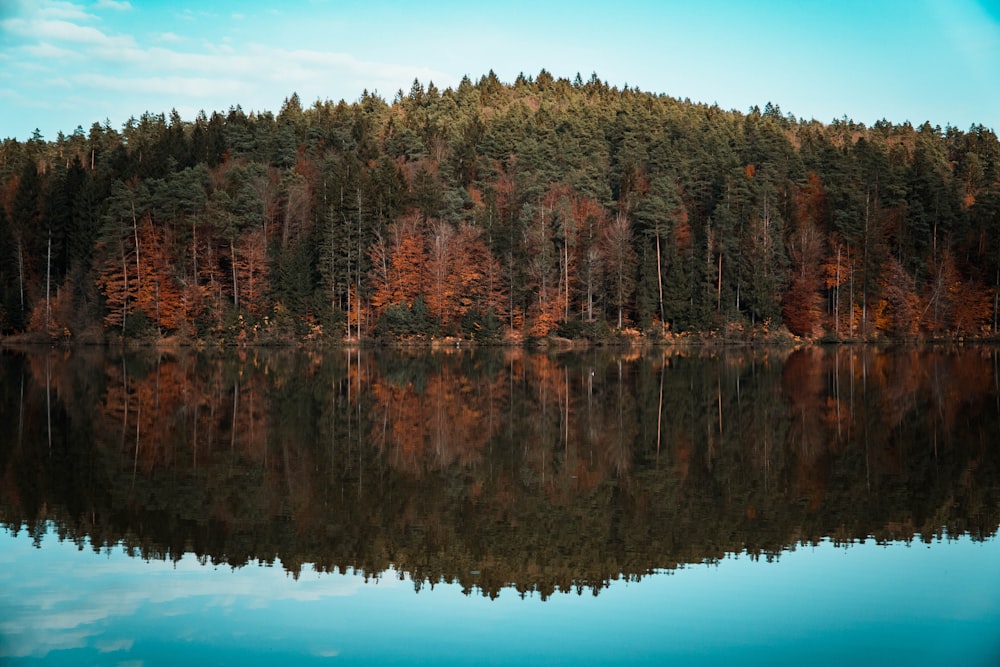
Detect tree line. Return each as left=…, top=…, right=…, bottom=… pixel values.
left=2, top=70, right=999, bottom=342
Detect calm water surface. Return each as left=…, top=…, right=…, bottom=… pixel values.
left=1, top=345, right=998, bottom=665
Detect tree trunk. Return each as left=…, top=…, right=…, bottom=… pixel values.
left=861, top=192, right=869, bottom=334
left=356, top=189, right=363, bottom=340
left=230, top=238, right=239, bottom=310
left=717, top=253, right=722, bottom=312
left=564, top=240, right=569, bottom=320
left=131, top=199, right=141, bottom=301
left=849, top=254, right=855, bottom=339
left=835, top=244, right=841, bottom=338
left=509, top=251, right=515, bottom=331
left=584, top=246, right=594, bottom=323
left=617, top=244, right=624, bottom=330
left=192, top=216, right=198, bottom=290
left=17, top=239, right=24, bottom=316
left=993, top=268, right=998, bottom=333
left=655, top=230, right=664, bottom=323
left=45, top=229, right=52, bottom=333
left=121, top=238, right=129, bottom=332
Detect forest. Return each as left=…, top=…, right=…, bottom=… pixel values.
left=1, top=70, right=999, bottom=343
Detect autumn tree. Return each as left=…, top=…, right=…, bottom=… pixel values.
left=424, top=218, right=457, bottom=327
left=373, top=213, right=426, bottom=311
left=782, top=172, right=827, bottom=337
left=876, top=256, right=920, bottom=336
left=2, top=69, right=999, bottom=342
left=96, top=178, right=152, bottom=333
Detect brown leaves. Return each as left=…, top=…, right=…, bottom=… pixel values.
left=96, top=217, right=186, bottom=333
left=369, top=214, right=505, bottom=334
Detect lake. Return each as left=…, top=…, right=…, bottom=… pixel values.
left=1, top=344, right=999, bottom=665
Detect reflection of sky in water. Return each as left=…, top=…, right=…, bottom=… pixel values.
left=1, top=527, right=999, bottom=666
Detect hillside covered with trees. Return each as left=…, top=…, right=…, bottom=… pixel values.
left=2, top=70, right=999, bottom=343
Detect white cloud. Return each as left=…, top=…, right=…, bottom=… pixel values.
left=7, top=0, right=448, bottom=94
left=21, top=40, right=80, bottom=60
left=4, top=16, right=135, bottom=49
left=0, top=16, right=28, bottom=34
left=75, top=73, right=246, bottom=98
left=36, top=1, right=96, bottom=22
left=94, top=639, right=135, bottom=653
left=174, top=8, right=203, bottom=22
left=0, top=529, right=392, bottom=661
left=313, top=649, right=341, bottom=657
left=0, top=86, right=57, bottom=109
left=4, top=57, right=50, bottom=75
left=58, top=35, right=449, bottom=109
left=94, top=0, right=133, bottom=10
left=0, top=0, right=94, bottom=25
left=3, top=0, right=455, bottom=136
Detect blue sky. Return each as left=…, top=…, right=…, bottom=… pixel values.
left=1, top=0, right=999, bottom=142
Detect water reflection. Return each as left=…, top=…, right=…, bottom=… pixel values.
left=3, top=525, right=999, bottom=666
left=1, top=345, right=998, bottom=599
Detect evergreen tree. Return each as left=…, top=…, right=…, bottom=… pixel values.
left=0, top=72, right=997, bottom=341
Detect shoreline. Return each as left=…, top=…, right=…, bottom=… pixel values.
left=3, top=328, right=998, bottom=351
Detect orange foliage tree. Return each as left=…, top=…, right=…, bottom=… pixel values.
left=97, top=216, right=187, bottom=334
left=426, top=220, right=506, bottom=331
left=924, top=249, right=993, bottom=334
left=368, top=212, right=427, bottom=316
left=370, top=213, right=505, bottom=335
left=453, top=223, right=506, bottom=321
left=137, top=221, right=186, bottom=332
left=822, top=235, right=853, bottom=337
left=782, top=173, right=827, bottom=337
left=96, top=229, right=139, bottom=332
left=875, top=257, right=920, bottom=336
left=424, top=218, right=457, bottom=325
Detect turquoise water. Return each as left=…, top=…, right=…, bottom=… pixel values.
left=2, top=346, right=999, bottom=665
left=2, top=525, right=998, bottom=666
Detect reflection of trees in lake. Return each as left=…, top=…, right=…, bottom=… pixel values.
left=1, top=345, right=998, bottom=598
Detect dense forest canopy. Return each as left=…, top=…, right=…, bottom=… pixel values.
left=2, top=70, right=999, bottom=343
